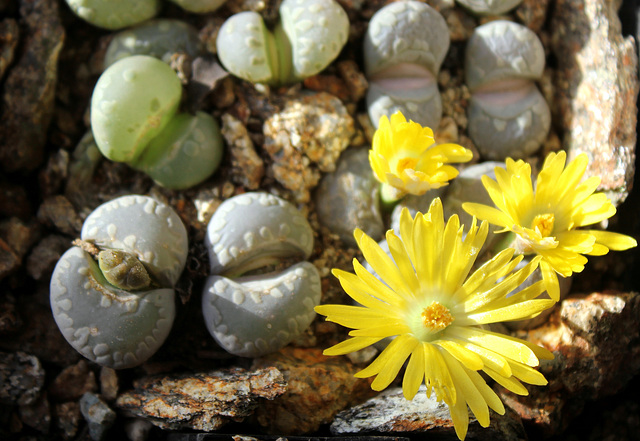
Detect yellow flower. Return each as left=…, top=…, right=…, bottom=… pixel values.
left=369, top=112, right=473, bottom=200
left=315, top=198, right=555, bottom=440
left=462, top=151, right=637, bottom=301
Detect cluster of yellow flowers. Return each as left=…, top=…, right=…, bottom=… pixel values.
left=315, top=112, right=637, bottom=440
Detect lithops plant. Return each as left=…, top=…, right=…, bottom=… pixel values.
left=64, top=0, right=160, bottom=30
left=91, top=55, right=224, bottom=189
left=364, top=1, right=449, bottom=128
left=202, top=192, right=321, bottom=357
left=50, top=195, right=189, bottom=369
left=104, top=19, right=205, bottom=68
left=465, top=20, right=551, bottom=160
left=455, top=0, right=523, bottom=15
left=168, top=0, right=227, bottom=13
left=216, top=0, right=349, bottom=86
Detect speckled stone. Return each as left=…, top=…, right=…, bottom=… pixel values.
left=263, top=91, right=355, bottom=203
left=252, top=347, right=377, bottom=434
left=331, top=385, right=527, bottom=440
left=314, top=147, right=384, bottom=247
left=551, top=0, right=638, bottom=205
left=0, top=351, right=45, bottom=406
left=115, top=367, right=286, bottom=431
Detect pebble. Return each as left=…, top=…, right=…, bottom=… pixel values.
left=80, top=392, right=117, bottom=441
left=0, top=351, right=45, bottom=406
left=263, top=91, right=355, bottom=203
left=220, top=113, right=265, bottom=190
left=48, top=360, right=98, bottom=403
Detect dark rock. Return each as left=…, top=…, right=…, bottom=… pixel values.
left=516, top=0, right=552, bottom=33
left=220, top=113, right=265, bottom=190
left=551, top=0, right=638, bottom=205
left=336, top=60, right=369, bottom=103
left=0, top=295, right=22, bottom=334
left=0, top=0, right=65, bottom=172
left=251, top=347, right=376, bottom=434
left=48, top=360, right=98, bottom=403
left=0, top=180, right=32, bottom=220
left=0, top=351, right=45, bottom=406
left=39, top=149, right=70, bottom=199
left=331, top=385, right=527, bottom=441
left=0, top=18, right=19, bottom=82
left=115, top=367, right=287, bottom=431
left=0, top=217, right=42, bottom=260
left=19, top=391, right=51, bottom=433
left=26, top=234, right=72, bottom=281
left=124, top=418, right=153, bottom=441
left=0, top=237, right=20, bottom=281
left=54, top=401, right=82, bottom=440
left=36, top=195, right=83, bottom=236
left=501, top=291, right=640, bottom=436
left=80, top=392, right=116, bottom=441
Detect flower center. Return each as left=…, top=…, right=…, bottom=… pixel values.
left=396, top=156, right=419, bottom=174
left=421, top=301, right=454, bottom=331
left=531, top=213, right=555, bottom=237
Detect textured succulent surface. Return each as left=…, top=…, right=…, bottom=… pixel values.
left=202, top=262, right=321, bottom=357
left=81, top=195, right=189, bottom=287
left=203, top=192, right=320, bottom=357
left=216, top=0, right=348, bottom=86
left=91, top=55, right=182, bottom=164
left=465, top=20, right=545, bottom=92
left=465, top=21, right=550, bottom=160
left=104, top=19, right=204, bottom=68
left=64, top=0, right=161, bottom=30
left=50, top=195, right=188, bottom=368
left=132, top=112, right=224, bottom=190
left=363, top=1, right=449, bottom=128
left=456, top=0, right=523, bottom=16
left=168, top=0, right=228, bottom=13
left=205, top=192, right=314, bottom=277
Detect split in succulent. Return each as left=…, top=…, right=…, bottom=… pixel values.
left=316, top=198, right=555, bottom=440
left=364, top=1, right=450, bottom=129
left=50, top=195, right=189, bottom=369
left=202, top=192, right=321, bottom=358
left=465, top=20, right=550, bottom=160
left=216, top=0, right=349, bottom=86
left=91, top=55, right=224, bottom=189
left=462, top=151, right=637, bottom=301
left=455, top=0, right=523, bottom=16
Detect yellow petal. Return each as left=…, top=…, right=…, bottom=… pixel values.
left=371, top=334, right=419, bottom=391
left=483, top=367, right=529, bottom=396
left=462, top=202, right=512, bottom=228
left=403, top=344, right=426, bottom=400
left=436, top=339, right=484, bottom=371
left=540, top=259, right=561, bottom=301
left=585, top=229, right=637, bottom=251
left=441, top=350, right=490, bottom=427
left=323, top=337, right=383, bottom=356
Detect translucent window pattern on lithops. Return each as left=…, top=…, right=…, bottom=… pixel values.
left=104, top=19, right=205, bottom=68
left=216, top=0, right=349, bottom=86
left=64, top=0, right=161, bottom=30
left=202, top=192, right=321, bottom=358
left=364, top=1, right=450, bottom=129
left=465, top=21, right=551, bottom=160
left=50, top=195, right=189, bottom=369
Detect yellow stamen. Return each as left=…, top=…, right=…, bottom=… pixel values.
left=532, top=213, right=555, bottom=237
left=396, top=157, right=419, bottom=173
left=421, top=301, right=454, bottom=331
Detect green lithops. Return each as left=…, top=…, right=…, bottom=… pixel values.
left=168, top=0, right=228, bottom=13
left=91, top=55, right=224, bottom=189
left=104, top=19, right=205, bottom=68
left=91, top=55, right=182, bottom=163
left=216, top=0, right=349, bottom=86
left=64, top=0, right=161, bottom=30
left=133, top=112, right=224, bottom=190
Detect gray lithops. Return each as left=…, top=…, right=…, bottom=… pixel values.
left=202, top=262, right=321, bottom=358
left=104, top=19, right=204, bottom=68
left=202, top=192, right=321, bottom=357
left=389, top=188, right=445, bottom=235
left=205, top=192, right=314, bottom=277
left=314, top=147, right=384, bottom=247
left=216, top=0, right=349, bottom=86
left=456, top=0, right=523, bottom=16
left=64, top=0, right=160, bottom=30
left=50, top=195, right=188, bottom=369
left=364, top=1, right=449, bottom=128
left=465, top=21, right=550, bottom=160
